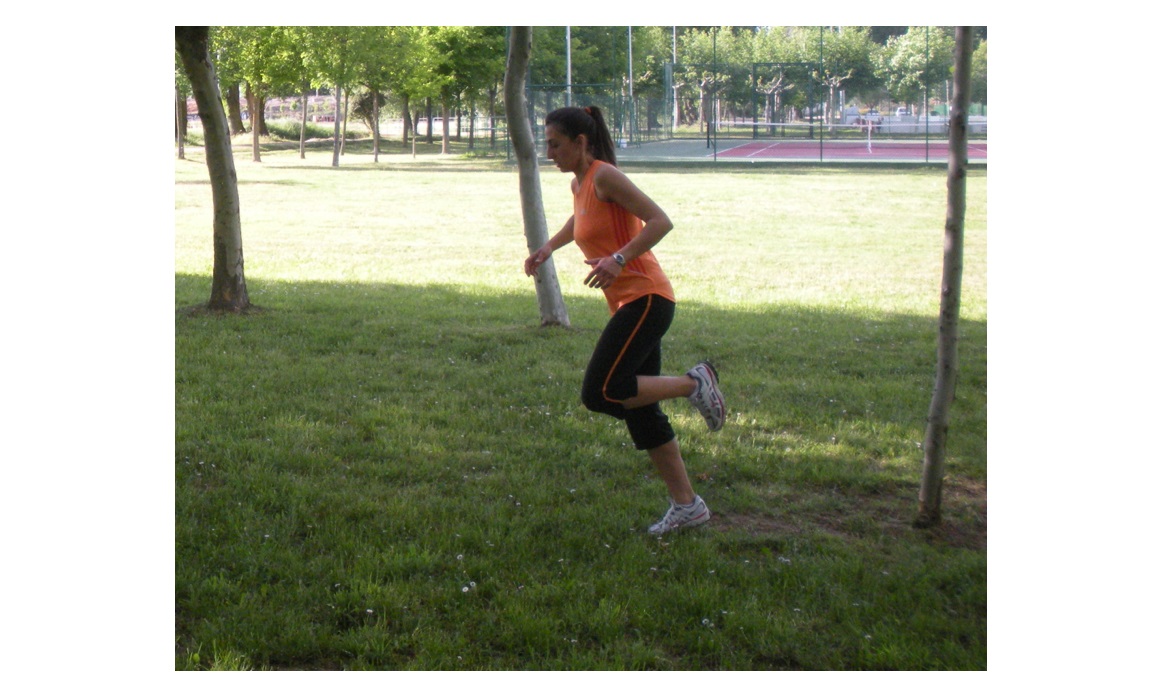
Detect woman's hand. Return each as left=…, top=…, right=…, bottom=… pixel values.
left=524, top=244, right=554, bottom=277
left=583, top=256, right=623, bottom=289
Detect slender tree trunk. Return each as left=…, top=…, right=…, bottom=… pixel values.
left=425, top=98, right=433, bottom=144
left=175, top=86, right=186, bottom=159
left=698, top=85, right=706, bottom=134
left=256, top=95, right=268, bottom=136
left=411, top=103, right=421, bottom=157
left=299, top=85, right=307, bottom=159
left=401, top=93, right=411, bottom=146
left=372, top=87, right=381, bottom=162
left=332, top=84, right=342, bottom=167
left=246, top=82, right=261, bottom=162
left=226, top=83, right=245, bottom=135
left=488, top=83, right=497, bottom=149
left=468, top=101, right=476, bottom=150
left=441, top=101, right=450, bottom=154
left=916, top=27, right=973, bottom=528
left=175, top=26, right=249, bottom=312
left=504, top=26, right=570, bottom=328
left=455, top=97, right=462, bottom=141
left=340, top=89, right=350, bottom=156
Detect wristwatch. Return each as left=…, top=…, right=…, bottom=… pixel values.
left=612, top=253, right=626, bottom=267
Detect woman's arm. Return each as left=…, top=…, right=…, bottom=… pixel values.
left=524, top=216, right=575, bottom=277
left=593, top=164, right=673, bottom=263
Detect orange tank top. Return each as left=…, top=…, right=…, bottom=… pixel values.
left=573, top=160, right=675, bottom=314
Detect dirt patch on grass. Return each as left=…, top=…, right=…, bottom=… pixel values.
left=711, top=477, right=986, bottom=552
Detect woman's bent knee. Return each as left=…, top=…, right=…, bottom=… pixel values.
left=581, top=386, right=622, bottom=416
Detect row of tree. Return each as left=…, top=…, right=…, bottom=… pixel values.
left=176, top=27, right=508, bottom=165
left=176, top=27, right=987, bottom=164
left=527, top=26, right=986, bottom=133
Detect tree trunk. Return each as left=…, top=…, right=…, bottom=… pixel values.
left=246, top=82, right=261, bottom=162
left=175, top=26, right=249, bottom=312
left=425, top=98, right=433, bottom=144
left=504, top=26, right=570, bottom=328
left=175, top=86, right=186, bottom=159
left=372, top=87, right=381, bottom=162
left=340, top=89, right=350, bottom=156
left=441, top=101, right=450, bottom=154
left=698, top=85, right=706, bottom=134
left=488, top=83, right=498, bottom=148
left=401, top=93, right=411, bottom=146
left=226, top=83, right=245, bottom=135
left=916, top=27, right=973, bottom=528
left=299, top=85, right=307, bottom=159
left=412, top=103, right=421, bottom=157
left=256, top=94, right=268, bottom=136
left=468, top=101, right=476, bottom=150
left=332, top=84, right=342, bottom=167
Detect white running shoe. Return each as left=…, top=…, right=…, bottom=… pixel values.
left=648, top=496, right=711, bottom=536
left=687, top=361, right=725, bottom=432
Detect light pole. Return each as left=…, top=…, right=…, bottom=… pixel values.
left=672, top=27, right=678, bottom=135
left=565, top=26, right=572, bottom=108
left=627, top=26, right=634, bottom=144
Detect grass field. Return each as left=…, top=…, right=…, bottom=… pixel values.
left=175, top=140, right=987, bottom=670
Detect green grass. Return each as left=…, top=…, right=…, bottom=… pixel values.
left=175, top=145, right=986, bottom=670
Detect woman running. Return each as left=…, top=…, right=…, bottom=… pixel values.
left=523, top=105, right=725, bottom=536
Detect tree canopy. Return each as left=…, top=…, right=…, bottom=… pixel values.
left=181, top=26, right=987, bottom=138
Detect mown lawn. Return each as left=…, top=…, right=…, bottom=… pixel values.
left=175, top=145, right=986, bottom=670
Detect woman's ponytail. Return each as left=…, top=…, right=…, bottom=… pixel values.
left=545, top=106, right=618, bottom=166
left=583, top=106, right=618, bottom=166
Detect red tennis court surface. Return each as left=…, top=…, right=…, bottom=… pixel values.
left=714, top=139, right=987, bottom=162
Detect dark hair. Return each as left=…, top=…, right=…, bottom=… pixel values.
left=544, top=106, right=617, bottom=166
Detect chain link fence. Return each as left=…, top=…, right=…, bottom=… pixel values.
left=500, top=58, right=985, bottom=163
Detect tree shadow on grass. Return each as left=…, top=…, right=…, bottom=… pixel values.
left=176, top=273, right=986, bottom=552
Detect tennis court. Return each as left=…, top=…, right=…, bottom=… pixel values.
left=716, top=139, right=987, bottom=162
left=618, top=137, right=987, bottom=164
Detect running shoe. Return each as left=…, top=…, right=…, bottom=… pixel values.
left=687, top=361, right=725, bottom=432
left=648, top=496, right=711, bottom=536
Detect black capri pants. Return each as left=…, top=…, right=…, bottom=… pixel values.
left=581, top=294, right=677, bottom=450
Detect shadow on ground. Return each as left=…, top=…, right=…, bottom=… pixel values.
left=177, top=273, right=986, bottom=550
